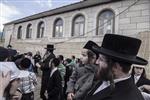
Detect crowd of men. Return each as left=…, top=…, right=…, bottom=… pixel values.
left=0, top=34, right=150, bottom=100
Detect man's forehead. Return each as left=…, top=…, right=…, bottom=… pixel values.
left=99, top=54, right=106, bottom=58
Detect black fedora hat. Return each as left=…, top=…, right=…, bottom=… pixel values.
left=93, top=34, right=148, bottom=65
left=83, top=40, right=99, bottom=58
left=0, top=46, right=9, bottom=59
left=45, top=44, right=55, bottom=50
left=7, top=49, right=17, bottom=56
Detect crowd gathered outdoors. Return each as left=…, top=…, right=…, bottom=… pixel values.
left=0, top=34, right=150, bottom=100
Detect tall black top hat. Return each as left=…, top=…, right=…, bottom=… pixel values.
left=83, top=40, right=99, bottom=58
left=93, top=34, right=148, bottom=65
left=45, top=44, right=55, bottom=50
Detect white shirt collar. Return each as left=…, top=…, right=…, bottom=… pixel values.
left=114, top=75, right=131, bottom=83
left=93, top=75, right=131, bottom=95
left=134, top=75, right=141, bottom=84
left=50, top=67, right=57, bottom=77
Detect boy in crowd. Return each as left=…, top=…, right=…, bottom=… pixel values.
left=18, top=58, right=37, bottom=100
left=47, top=58, right=62, bottom=100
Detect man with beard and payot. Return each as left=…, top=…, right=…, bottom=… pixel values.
left=38, top=44, right=56, bottom=100
left=84, top=34, right=148, bottom=100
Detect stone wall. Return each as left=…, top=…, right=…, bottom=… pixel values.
left=3, top=0, right=150, bottom=61
left=136, top=31, right=150, bottom=78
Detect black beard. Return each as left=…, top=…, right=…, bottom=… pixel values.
left=96, top=66, right=113, bottom=81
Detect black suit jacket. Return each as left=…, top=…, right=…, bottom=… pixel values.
left=47, top=70, right=62, bottom=100
left=85, top=78, right=144, bottom=100
left=41, top=53, right=55, bottom=86
left=132, top=75, right=150, bottom=93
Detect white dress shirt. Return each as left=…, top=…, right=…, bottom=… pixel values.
left=94, top=75, right=131, bottom=95
left=134, top=75, right=141, bottom=84
left=50, top=67, right=58, bottom=77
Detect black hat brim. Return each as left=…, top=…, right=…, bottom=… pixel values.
left=93, top=46, right=148, bottom=65
left=44, top=48, right=55, bottom=50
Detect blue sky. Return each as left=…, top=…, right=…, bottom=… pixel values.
left=0, top=0, right=81, bottom=32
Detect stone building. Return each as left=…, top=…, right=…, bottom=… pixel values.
left=3, top=0, right=150, bottom=64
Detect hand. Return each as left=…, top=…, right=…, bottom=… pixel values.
left=36, top=63, right=41, bottom=68
left=0, top=71, right=11, bottom=96
left=67, top=93, right=74, bottom=100
left=138, top=86, right=144, bottom=91
left=143, top=85, right=150, bottom=91
left=11, top=90, right=22, bottom=100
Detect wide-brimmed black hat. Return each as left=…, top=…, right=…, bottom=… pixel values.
left=7, top=49, right=17, bottom=56
left=0, top=46, right=9, bottom=59
left=93, top=34, right=148, bottom=65
left=44, top=44, right=55, bottom=50
left=83, top=40, right=99, bottom=58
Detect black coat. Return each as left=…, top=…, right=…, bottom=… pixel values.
left=41, top=53, right=55, bottom=85
left=85, top=78, right=144, bottom=100
left=132, top=75, right=150, bottom=93
left=40, top=53, right=55, bottom=97
left=47, top=70, right=62, bottom=100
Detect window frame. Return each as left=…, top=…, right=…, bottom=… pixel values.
left=96, top=9, right=115, bottom=35
left=37, top=21, right=45, bottom=38
left=26, top=24, right=32, bottom=39
left=53, top=18, right=63, bottom=38
left=17, top=26, right=22, bottom=39
left=72, top=14, right=85, bottom=37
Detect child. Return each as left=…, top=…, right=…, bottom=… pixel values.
left=67, top=41, right=98, bottom=100
left=18, top=58, right=37, bottom=100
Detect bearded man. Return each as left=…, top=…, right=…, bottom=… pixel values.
left=85, top=34, right=148, bottom=100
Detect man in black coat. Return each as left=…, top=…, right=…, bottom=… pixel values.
left=40, top=44, right=56, bottom=100
left=47, top=58, right=62, bottom=100
left=84, top=34, right=148, bottom=100
left=131, top=64, right=150, bottom=94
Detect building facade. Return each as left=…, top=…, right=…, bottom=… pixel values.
left=3, top=0, right=150, bottom=59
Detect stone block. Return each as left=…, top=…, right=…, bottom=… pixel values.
left=142, top=10, right=150, bottom=16
left=129, top=4, right=149, bottom=11
left=136, top=0, right=150, bottom=5
left=121, top=0, right=135, bottom=7
left=119, top=18, right=130, bottom=24
left=119, top=24, right=136, bottom=29
left=126, top=11, right=141, bottom=17
left=137, top=23, right=150, bottom=29
left=131, top=16, right=149, bottom=23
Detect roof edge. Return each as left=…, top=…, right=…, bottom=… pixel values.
left=4, top=0, right=122, bottom=25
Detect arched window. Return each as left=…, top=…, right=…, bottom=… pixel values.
left=17, top=26, right=22, bottom=39
left=37, top=21, right=44, bottom=38
left=97, top=10, right=115, bottom=35
left=26, top=24, right=32, bottom=38
left=53, top=18, right=63, bottom=37
left=72, top=15, right=85, bottom=36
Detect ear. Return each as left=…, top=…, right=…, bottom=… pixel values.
left=112, top=62, right=122, bottom=72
